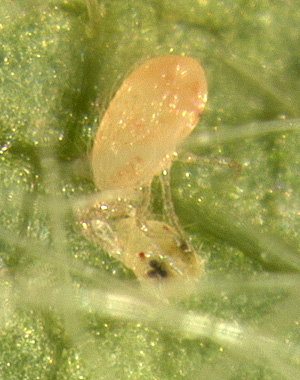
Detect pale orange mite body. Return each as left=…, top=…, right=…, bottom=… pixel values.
left=80, top=55, right=207, bottom=297
left=91, top=55, right=207, bottom=190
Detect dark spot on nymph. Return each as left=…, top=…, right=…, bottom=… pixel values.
left=177, top=239, right=189, bottom=252
left=147, top=259, right=168, bottom=278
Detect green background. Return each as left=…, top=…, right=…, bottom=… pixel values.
left=1, top=0, right=300, bottom=379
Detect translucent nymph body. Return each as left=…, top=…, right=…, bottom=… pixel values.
left=80, top=55, right=207, bottom=297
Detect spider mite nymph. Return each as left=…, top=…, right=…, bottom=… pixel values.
left=78, top=55, right=208, bottom=297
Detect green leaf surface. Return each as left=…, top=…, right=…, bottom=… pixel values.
left=1, top=1, right=300, bottom=379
